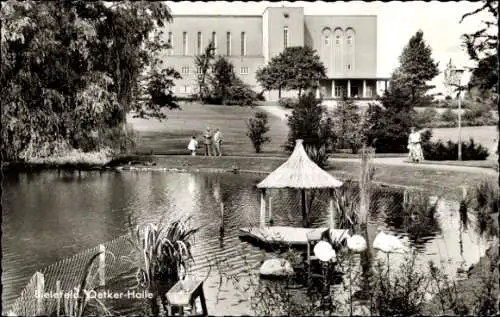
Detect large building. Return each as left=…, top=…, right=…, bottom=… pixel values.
left=162, top=6, right=390, bottom=102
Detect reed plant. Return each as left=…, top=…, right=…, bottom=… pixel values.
left=51, top=252, right=112, bottom=317
left=127, top=216, right=198, bottom=316
left=385, top=190, right=441, bottom=243
left=469, top=180, right=499, bottom=238
left=332, top=180, right=360, bottom=232
left=368, top=250, right=432, bottom=316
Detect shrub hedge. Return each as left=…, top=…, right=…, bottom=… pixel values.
left=421, top=132, right=490, bottom=161
left=279, top=97, right=299, bottom=109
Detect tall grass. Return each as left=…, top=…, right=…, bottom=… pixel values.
left=469, top=180, right=499, bottom=238
left=50, top=252, right=111, bottom=317
left=127, top=216, right=198, bottom=316
left=369, top=250, right=432, bottom=316
left=384, top=190, right=441, bottom=243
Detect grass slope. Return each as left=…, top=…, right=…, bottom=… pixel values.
left=128, top=102, right=289, bottom=156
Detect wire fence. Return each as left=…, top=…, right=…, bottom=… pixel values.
left=7, top=234, right=137, bottom=316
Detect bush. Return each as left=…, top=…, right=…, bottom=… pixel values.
left=441, top=108, right=458, bottom=122
left=422, top=137, right=490, bottom=161
left=370, top=251, right=431, bottom=316
left=246, top=111, right=271, bottom=153
left=332, top=98, right=365, bottom=153
left=279, top=97, right=299, bottom=109
left=226, top=80, right=259, bottom=106
left=285, top=92, right=336, bottom=167
left=364, top=104, right=415, bottom=153
left=414, top=108, right=438, bottom=127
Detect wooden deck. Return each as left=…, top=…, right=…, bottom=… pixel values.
left=239, top=226, right=350, bottom=246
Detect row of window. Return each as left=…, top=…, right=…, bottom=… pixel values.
left=322, top=28, right=355, bottom=46
left=180, top=66, right=250, bottom=75
left=174, top=84, right=257, bottom=94
left=168, top=31, right=247, bottom=56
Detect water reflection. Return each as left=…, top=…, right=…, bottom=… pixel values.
left=1, top=171, right=493, bottom=315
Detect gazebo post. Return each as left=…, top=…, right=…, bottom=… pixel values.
left=268, top=195, right=273, bottom=226
left=301, top=189, right=308, bottom=227
left=328, top=188, right=335, bottom=228
left=260, top=189, right=267, bottom=227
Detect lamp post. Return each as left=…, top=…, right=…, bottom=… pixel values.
left=452, top=69, right=465, bottom=161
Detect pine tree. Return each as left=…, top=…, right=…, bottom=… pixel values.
left=391, top=30, right=439, bottom=107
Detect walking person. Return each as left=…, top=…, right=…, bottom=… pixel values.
left=203, top=127, right=213, bottom=156
left=187, top=136, right=198, bottom=156
left=407, top=127, right=424, bottom=163
left=213, top=128, right=223, bottom=156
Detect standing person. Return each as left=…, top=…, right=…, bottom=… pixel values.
left=213, top=128, right=223, bottom=156
left=203, top=127, right=213, bottom=156
left=187, top=136, right=198, bottom=156
left=407, top=127, right=423, bottom=163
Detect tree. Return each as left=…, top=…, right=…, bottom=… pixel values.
left=392, top=30, right=439, bottom=107
left=194, top=41, right=216, bottom=101
left=257, top=46, right=326, bottom=98
left=460, top=0, right=498, bottom=171
left=365, top=31, right=437, bottom=153
left=0, top=1, right=179, bottom=161
left=210, top=56, right=236, bottom=104
left=285, top=92, right=335, bottom=167
left=461, top=0, right=498, bottom=94
left=246, top=111, right=271, bottom=153
left=332, top=98, right=364, bottom=153
left=207, top=56, right=258, bottom=106
left=255, top=56, right=287, bottom=98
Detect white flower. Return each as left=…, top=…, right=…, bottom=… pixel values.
left=347, top=234, right=367, bottom=253
left=314, top=241, right=337, bottom=262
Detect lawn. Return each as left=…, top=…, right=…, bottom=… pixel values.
left=128, top=102, right=498, bottom=161
left=431, top=125, right=497, bottom=148
left=128, top=101, right=289, bottom=156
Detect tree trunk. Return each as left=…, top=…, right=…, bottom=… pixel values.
left=278, top=87, right=282, bottom=99
left=298, top=87, right=302, bottom=98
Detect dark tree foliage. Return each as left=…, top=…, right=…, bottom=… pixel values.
left=1, top=1, right=179, bottom=161
left=332, top=97, right=364, bottom=153
left=461, top=0, right=498, bottom=94
left=256, top=46, right=326, bottom=98
left=365, top=31, right=437, bottom=153
left=392, top=30, right=439, bottom=107
left=255, top=55, right=287, bottom=98
left=206, top=56, right=258, bottom=106
left=285, top=93, right=335, bottom=167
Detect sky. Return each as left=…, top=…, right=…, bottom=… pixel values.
left=167, top=1, right=491, bottom=95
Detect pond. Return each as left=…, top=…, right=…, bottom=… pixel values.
left=1, top=170, right=493, bottom=315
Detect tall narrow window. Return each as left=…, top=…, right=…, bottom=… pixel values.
left=283, top=26, right=289, bottom=48
left=182, top=32, right=188, bottom=55
left=168, top=32, right=173, bottom=55
left=226, top=32, right=231, bottom=56
left=212, top=32, right=217, bottom=55
left=197, top=32, right=203, bottom=55
left=345, top=28, right=355, bottom=72
left=240, top=32, right=246, bottom=56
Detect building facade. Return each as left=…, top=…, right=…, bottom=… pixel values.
left=163, top=6, right=389, bottom=101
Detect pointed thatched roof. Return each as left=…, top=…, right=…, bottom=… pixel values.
left=257, top=140, right=343, bottom=189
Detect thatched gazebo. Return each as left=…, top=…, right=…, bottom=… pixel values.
left=257, top=139, right=343, bottom=228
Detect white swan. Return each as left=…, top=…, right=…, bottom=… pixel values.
left=373, top=231, right=407, bottom=254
